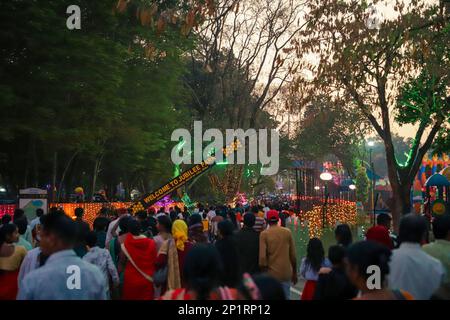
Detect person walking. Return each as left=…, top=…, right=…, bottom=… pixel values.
left=73, top=207, right=91, bottom=257
left=17, top=211, right=107, bottom=300
left=259, top=210, right=297, bottom=300
left=388, top=214, right=445, bottom=299
left=299, top=237, right=332, bottom=300
left=0, top=223, right=27, bottom=299
left=423, top=214, right=450, bottom=284
left=347, top=241, right=413, bottom=300
left=118, top=219, right=157, bottom=300
left=83, top=231, right=120, bottom=299
left=234, top=213, right=260, bottom=275
left=215, top=220, right=241, bottom=288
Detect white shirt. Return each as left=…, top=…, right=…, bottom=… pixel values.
left=30, top=217, right=41, bottom=231
left=105, top=217, right=120, bottom=247
left=207, top=210, right=216, bottom=221
left=18, top=247, right=42, bottom=291
left=388, top=242, right=445, bottom=300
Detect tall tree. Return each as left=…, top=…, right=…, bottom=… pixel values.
left=295, top=0, right=449, bottom=230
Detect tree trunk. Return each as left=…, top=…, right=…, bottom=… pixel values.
left=91, top=155, right=103, bottom=201
left=52, top=152, right=57, bottom=202
left=57, top=151, right=78, bottom=202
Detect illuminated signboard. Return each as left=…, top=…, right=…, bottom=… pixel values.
left=130, top=140, right=241, bottom=213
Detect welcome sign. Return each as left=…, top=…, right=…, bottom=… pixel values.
left=130, top=140, right=241, bottom=213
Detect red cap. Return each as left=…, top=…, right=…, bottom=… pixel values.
left=267, top=210, right=279, bottom=222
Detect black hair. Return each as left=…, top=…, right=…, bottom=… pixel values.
left=189, top=213, right=202, bottom=226
left=1, top=214, right=12, bottom=225
left=118, top=216, right=132, bottom=235
left=227, top=210, right=239, bottom=229
left=169, top=211, right=178, bottom=222
left=93, top=217, right=109, bottom=232
left=74, top=207, right=84, bottom=218
left=306, top=237, right=325, bottom=272
left=128, top=219, right=142, bottom=236
left=218, top=220, right=234, bottom=238
left=328, top=245, right=346, bottom=266
left=86, top=231, right=98, bottom=247
left=0, top=223, right=17, bottom=246
left=183, top=244, right=224, bottom=300
left=251, top=206, right=259, bottom=214
left=398, top=214, right=427, bottom=244
left=347, top=240, right=391, bottom=285
left=136, top=210, right=147, bottom=220
left=99, top=207, right=109, bottom=216
left=36, top=208, right=44, bottom=217
left=13, top=208, right=25, bottom=221
left=157, top=215, right=172, bottom=233
left=432, top=214, right=450, bottom=240
left=335, top=224, right=353, bottom=248
left=243, top=213, right=256, bottom=228
left=238, top=274, right=286, bottom=300
left=377, top=213, right=391, bottom=226
left=40, top=211, right=77, bottom=246
left=15, top=217, right=28, bottom=235
left=202, top=212, right=207, bottom=219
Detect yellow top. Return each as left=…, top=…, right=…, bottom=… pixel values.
left=0, top=245, right=27, bottom=271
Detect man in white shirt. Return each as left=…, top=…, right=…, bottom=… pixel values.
left=388, top=214, right=445, bottom=300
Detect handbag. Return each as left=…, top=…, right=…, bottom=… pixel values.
left=153, top=239, right=171, bottom=286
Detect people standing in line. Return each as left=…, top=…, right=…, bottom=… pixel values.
left=423, top=214, right=450, bottom=284
left=235, top=213, right=260, bottom=275
left=347, top=241, right=413, bottom=300
left=73, top=207, right=91, bottom=257
left=388, top=214, right=445, bottom=299
left=299, top=237, right=332, bottom=300
left=365, top=213, right=394, bottom=249
left=15, top=218, right=32, bottom=251
left=156, top=220, right=193, bottom=292
left=154, top=215, right=173, bottom=252
left=259, top=210, right=297, bottom=300
left=188, top=213, right=208, bottom=244
left=83, top=231, right=119, bottom=299
left=215, top=220, right=241, bottom=288
left=160, top=244, right=237, bottom=300
left=17, top=211, right=107, bottom=300
left=335, top=223, right=353, bottom=248
left=0, top=223, right=27, bottom=299
left=313, top=245, right=358, bottom=300
left=118, top=219, right=156, bottom=300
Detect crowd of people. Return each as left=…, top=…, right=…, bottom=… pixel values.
left=0, top=201, right=449, bottom=300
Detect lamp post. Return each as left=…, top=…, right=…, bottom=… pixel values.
left=349, top=184, right=356, bottom=202
left=367, top=141, right=375, bottom=225
left=320, top=172, right=333, bottom=228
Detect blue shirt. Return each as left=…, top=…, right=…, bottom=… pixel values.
left=300, top=257, right=332, bottom=281
left=17, top=249, right=108, bottom=300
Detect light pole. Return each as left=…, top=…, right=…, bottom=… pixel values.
left=320, top=172, right=333, bottom=228
left=367, top=141, right=375, bottom=225
left=349, top=184, right=356, bottom=202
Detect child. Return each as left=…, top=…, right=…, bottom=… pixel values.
left=299, top=238, right=331, bottom=300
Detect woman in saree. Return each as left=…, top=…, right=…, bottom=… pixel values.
left=0, top=223, right=27, bottom=300
left=155, top=220, right=193, bottom=294
left=118, top=219, right=157, bottom=300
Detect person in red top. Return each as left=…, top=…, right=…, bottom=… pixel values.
left=118, top=219, right=157, bottom=300
left=365, top=213, right=394, bottom=249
